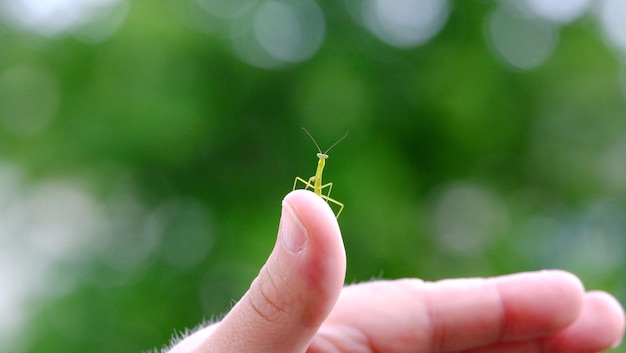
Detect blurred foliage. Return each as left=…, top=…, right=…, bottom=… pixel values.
left=0, top=0, right=625, bottom=352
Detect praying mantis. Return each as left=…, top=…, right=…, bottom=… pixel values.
left=293, top=128, right=347, bottom=218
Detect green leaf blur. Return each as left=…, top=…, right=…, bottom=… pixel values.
left=0, top=1, right=625, bottom=352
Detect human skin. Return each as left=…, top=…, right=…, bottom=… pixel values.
left=164, top=190, right=625, bottom=353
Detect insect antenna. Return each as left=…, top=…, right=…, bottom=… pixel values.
left=301, top=128, right=348, bottom=155
left=324, top=131, right=348, bottom=154
left=301, top=127, right=323, bottom=154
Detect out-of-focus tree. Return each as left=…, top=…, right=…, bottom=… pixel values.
left=0, top=1, right=625, bottom=352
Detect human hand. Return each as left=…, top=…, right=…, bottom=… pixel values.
left=165, top=190, right=625, bottom=353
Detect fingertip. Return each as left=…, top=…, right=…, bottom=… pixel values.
left=587, top=291, right=625, bottom=348
left=538, top=270, right=586, bottom=327
left=283, top=189, right=339, bottom=230
left=533, top=270, right=585, bottom=295
left=283, top=190, right=345, bottom=265
left=496, top=270, right=586, bottom=340
left=532, top=270, right=586, bottom=317
left=544, top=290, right=625, bottom=352
left=283, top=189, right=346, bottom=287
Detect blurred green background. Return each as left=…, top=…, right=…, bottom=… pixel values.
left=1, top=0, right=625, bottom=352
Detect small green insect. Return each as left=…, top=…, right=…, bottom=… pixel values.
left=293, top=128, right=347, bottom=218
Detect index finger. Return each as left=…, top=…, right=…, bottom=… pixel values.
left=321, top=270, right=585, bottom=352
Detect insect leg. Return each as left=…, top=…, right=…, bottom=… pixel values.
left=319, top=194, right=344, bottom=218
left=293, top=176, right=315, bottom=191
left=320, top=181, right=333, bottom=199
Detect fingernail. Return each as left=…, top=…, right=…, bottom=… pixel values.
left=280, top=200, right=308, bottom=253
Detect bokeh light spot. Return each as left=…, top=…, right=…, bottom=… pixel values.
left=0, top=66, right=60, bottom=136
left=0, top=0, right=128, bottom=41
left=360, top=0, right=449, bottom=48
left=599, top=138, right=626, bottom=195
left=231, top=0, right=325, bottom=68
left=0, top=165, right=104, bottom=349
left=598, top=0, right=626, bottom=56
left=523, top=201, right=626, bottom=277
left=523, top=0, right=590, bottom=24
left=23, top=181, right=101, bottom=260
left=154, top=199, right=214, bottom=270
left=71, top=0, right=129, bottom=44
left=432, top=183, right=509, bottom=255
left=485, top=5, right=558, bottom=70
left=96, top=192, right=159, bottom=274
left=254, top=2, right=302, bottom=62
